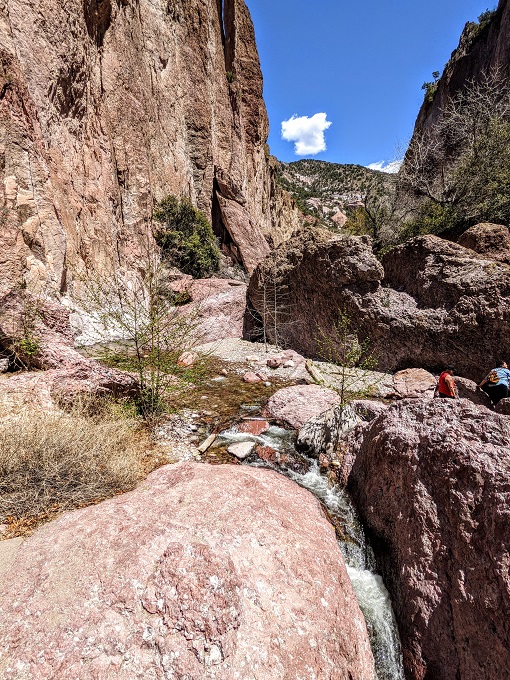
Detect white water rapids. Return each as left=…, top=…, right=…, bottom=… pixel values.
left=213, top=426, right=405, bottom=680
left=287, top=463, right=405, bottom=680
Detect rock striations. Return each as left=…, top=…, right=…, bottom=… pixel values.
left=0, top=0, right=299, bottom=297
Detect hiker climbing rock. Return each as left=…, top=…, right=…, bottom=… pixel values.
left=437, top=365, right=457, bottom=399
left=478, top=360, right=510, bottom=405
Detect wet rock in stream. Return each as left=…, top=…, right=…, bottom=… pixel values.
left=227, top=441, right=256, bottom=459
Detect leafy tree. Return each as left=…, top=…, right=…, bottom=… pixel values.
left=400, top=68, right=510, bottom=238
left=153, top=196, right=220, bottom=278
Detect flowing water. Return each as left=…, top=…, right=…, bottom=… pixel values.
left=210, top=425, right=405, bottom=680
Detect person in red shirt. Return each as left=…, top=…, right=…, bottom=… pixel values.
left=438, top=365, right=457, bottom=399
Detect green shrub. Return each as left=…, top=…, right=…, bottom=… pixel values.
left=402, top=202, right=463, bottom=239
left=153, top=196, right=220, bottom=278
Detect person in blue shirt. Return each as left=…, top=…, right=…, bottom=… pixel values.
left=478, top=360, right=510, bottom=405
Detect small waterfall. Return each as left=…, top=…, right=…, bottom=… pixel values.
left=212, top=428, right=405, bottom=680
left=287, top=462, right=404, bottom=680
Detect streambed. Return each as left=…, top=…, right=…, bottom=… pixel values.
left=205, top=422, right=405, bottom=680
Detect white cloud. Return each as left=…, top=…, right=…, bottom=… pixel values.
left=281, top=113, right=332, bottom=156
left=366, top=159, right=403, bottom=174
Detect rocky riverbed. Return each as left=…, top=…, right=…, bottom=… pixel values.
left=1, top=331, right=510, bottom=679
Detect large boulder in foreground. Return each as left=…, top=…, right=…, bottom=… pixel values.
left=0, top=462, right=375, bottom=680
left=349, top=399, right=510, bottom=680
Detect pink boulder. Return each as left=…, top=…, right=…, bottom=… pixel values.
left=243, top=371, right=262, bottom=384
left=349, top=399, right=510, bottom=680
left=238, top=419, right=270, bottom=436
left=177, top=278, right=247, bottom=343
left=255, top=445, right=279, bottom=462
left=458, top=222, right=510, bottom=265
left=177, top=351, right=198, bottom=367
left=0, top=362, right=137, bottom=413
left=392, top=368, right=436, bottom=399
left=0, top=463, right=375, bottom=679
left=455, top=376, right=493, bottom=408
left=265, top=384, right=341, bottom=429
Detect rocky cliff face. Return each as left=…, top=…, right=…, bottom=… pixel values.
left=0, top=0, right=298, bottom=297
left=412, top=0, right=510, bottom=138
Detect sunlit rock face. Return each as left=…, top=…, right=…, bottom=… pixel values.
left=247, top=231, right=510, bottom=378
left=411, top=0, right=510, bottom=136
left=0, top=0, right=300, bottom=297
left=349, top=398, right=510, bottom=680
left=0, top=462, right=376, bottom=679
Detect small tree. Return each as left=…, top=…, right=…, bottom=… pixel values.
left=80, top=249, right=209, bottom=420
left=247, top=252, right=298, bottom=351
left=314, top=309, right=378, bottom=404
left=153, top=195, right=220, bottom=278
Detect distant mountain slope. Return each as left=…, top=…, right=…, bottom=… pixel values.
left=275, top=159, right=396, bottom=230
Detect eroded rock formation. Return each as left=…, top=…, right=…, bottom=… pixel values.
left=247, top=231, right=510, bottom=378
left=348, top=398, right=510, bottom=680
left=457, top=222, right=510, bottom=264
left=0, top=462, right=375, bottom=679
left=0, top=0, right=299, bottom=298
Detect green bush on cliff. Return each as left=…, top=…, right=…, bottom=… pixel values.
left=153, top=196, right=220, bottom=278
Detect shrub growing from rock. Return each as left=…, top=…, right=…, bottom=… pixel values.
left=80, top=252, right=211, bottom=420
left=153, top=195, right=220, bottom=278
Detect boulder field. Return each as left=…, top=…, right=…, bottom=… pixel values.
left=0, top=462, right=375, bottom=680
left=348, top=398, right=510, bottom=680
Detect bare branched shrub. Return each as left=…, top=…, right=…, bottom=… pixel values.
left=78, top=245, right=210, bottom=419
left=399, top=68, right=510, bottom=235
left=315, top=309, right=378, bottom=404
left=247, top=252, right=300, bottom=350
left=0, top=407, right=146, bottom=523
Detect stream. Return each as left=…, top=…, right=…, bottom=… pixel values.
left=208, top=424, right=405, bottom=680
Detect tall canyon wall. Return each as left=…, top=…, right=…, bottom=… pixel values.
left=412, top=0, right=510, bottom=137
left=0, top=0, right=299, bottom=298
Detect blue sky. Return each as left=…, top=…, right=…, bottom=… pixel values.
left=245, top=0, right=497, bottom=167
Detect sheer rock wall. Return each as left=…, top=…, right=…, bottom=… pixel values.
left=0, top=0, right=298, bottom=297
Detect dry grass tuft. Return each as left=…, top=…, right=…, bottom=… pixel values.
left=0, top=405, right=149, bottom=529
